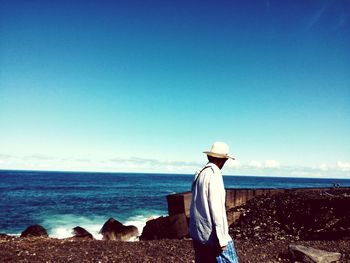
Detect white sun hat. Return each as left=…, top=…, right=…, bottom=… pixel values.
left=203, top=142, right=235, bottom=160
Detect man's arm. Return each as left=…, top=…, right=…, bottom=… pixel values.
left=207, top=172, right=228, bottom=249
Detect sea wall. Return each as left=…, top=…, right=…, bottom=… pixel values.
left=141, top=187, right=347, bottom=240
left=166, top=187, right=338, bottom=224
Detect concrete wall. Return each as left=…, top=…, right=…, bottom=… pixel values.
left=166, top=192, right=192, bottom=217
left=167, top=187, right=336, bottom=220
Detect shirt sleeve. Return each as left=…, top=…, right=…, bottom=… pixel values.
left=207, top=172, right=228, bottom=248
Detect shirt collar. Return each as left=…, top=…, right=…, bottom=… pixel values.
left=207, top=162, right=221, bottom=172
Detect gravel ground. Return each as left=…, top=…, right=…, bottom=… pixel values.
left=0, top=235, right=349, bottom=262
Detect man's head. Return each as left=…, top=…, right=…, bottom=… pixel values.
left=203, top=142, right=234, bottom=170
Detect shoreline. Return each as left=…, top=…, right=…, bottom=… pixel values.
left=1, top=189, right=350, bottom=262
left=2, top=183, right=350, bottom=261
left=1, top=213, right=166, bottom=241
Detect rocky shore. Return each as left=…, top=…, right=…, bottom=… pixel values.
left=229, top=188, right=350, bottom=242
left=1, top=188, right=349, bottom=262
left=1, top=235, right=349, bottom=262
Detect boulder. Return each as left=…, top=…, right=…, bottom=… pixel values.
left=140, top=213, right=188, bottom=240
left=119, top=225, right=139, bottom=241
left=72, top=226, right=94, bottom=239
left=100, top=218, right=139, bottom=241
left=21, top=224, right=48, bottom=238
left=289, top=244, right=342, bottom=263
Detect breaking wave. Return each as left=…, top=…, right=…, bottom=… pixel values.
left=40, top=213, right=163, bottom=240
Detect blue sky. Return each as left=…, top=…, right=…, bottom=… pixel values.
left=0, top=0, right=349, bottom=177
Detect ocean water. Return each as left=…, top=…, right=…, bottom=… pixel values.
left=1, top=169, right=350, bottom=239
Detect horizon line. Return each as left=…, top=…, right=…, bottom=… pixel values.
left=1, top=168, right=350, bottom=180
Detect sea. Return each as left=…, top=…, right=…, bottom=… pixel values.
left=1, top=169, right=350, bottom=239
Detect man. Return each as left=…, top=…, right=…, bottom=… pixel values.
left=189, top=142, right=239, bottom=263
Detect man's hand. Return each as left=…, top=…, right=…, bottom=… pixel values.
left=221, top=245, right=227, bottom=252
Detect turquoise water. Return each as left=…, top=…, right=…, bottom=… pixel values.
left=1, top=169, right=349, bottom=238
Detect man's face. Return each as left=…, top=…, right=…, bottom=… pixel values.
left=218, top=158, right=228, bottom=169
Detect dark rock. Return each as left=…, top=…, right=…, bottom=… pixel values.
left=72, top=226, right=93, bottom=239
left=100, top=218, right=138, bottom=241
left=21, top=224, right=48, bottom=238
left=140, top=213, right=188, bottom=240
left=289, top=244, right=342, bottom=263
left=119, top=225, right=139, bottom=241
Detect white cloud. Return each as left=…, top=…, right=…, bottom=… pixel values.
left=0, top=154, right=12, bottom=159
left=226, top=159, right=241, bottom=168
left=109, top=156, right=202, bottom=172
left=337, top=161, right=350, bottom=172
left=264, top=160, right=280, bottom=169
left=1, top=153, right=350, bottom=179
left=244, top=160, right=281, bottom=169
left=248, top=160, right=262, bottom=168
left=289, top=170, right=315, bottom=178
left=0, top=153, right=203, bottom=174
left=319, top=163, right=328, bottom=171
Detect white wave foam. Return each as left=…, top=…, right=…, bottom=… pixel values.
left=123, top=214, right=162, bottom=241
left=42, top=214, right=104, bottom=240
left=6, top=233, right=20, bottom=237
left=41, top=213, right=163, bottom=241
